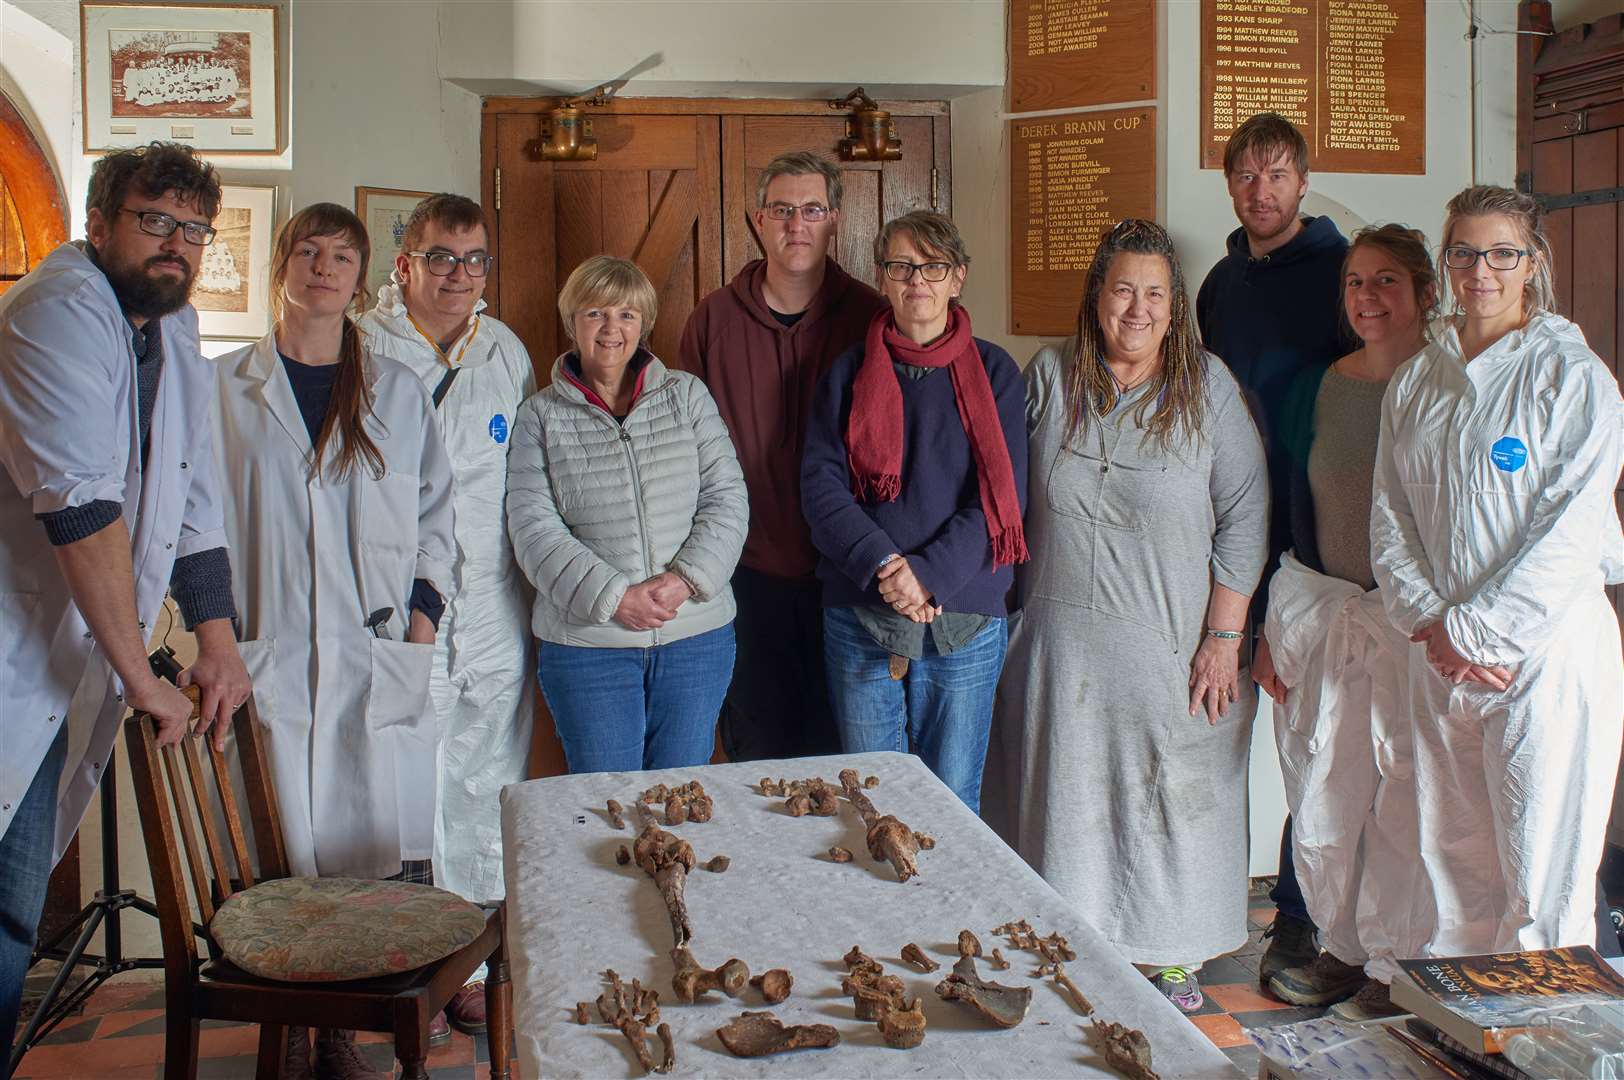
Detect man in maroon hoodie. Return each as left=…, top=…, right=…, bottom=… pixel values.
left=679, top=151, right=887, bottom=762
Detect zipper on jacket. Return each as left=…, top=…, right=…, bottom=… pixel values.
left=616, top=414, right=659, bottom=648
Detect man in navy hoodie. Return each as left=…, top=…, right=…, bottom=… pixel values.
left=1196, top=113, right=1349, bottom=1002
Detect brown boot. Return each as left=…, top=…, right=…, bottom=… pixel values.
left=313, top=1029, right=391, bottom=1080
left=446, top=981, right=488, bottom=1035
left=281, top=1026, right=315, bottom=1080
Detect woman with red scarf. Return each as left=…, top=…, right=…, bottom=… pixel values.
left=801, top=210, right=1027, bottom=812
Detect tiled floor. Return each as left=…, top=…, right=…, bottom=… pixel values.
left=14, top=880, right=1323, bottom=1078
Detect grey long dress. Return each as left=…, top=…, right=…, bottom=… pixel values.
left=985, top=342, right=1268, bottom=968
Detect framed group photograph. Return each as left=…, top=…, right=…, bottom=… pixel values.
left=194, top=183, right=276, bottom=340
left=355, top=187, right=432, bottom=300
left=81, top=2, right=281, bottom=154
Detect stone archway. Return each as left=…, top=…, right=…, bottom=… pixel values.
left=0, top=88, right=68, bottom=294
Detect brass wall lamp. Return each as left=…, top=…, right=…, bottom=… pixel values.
left=528, top=83, right=616, bottom=162
left=830, top=87, right=902, bottom=162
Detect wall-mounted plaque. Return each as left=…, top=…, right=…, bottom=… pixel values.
left=1010, top=106, right=1157, bottom=337
left=1199, top=0, right=1424, bottom=175
left=1010, top=0, right=1157, bottom=112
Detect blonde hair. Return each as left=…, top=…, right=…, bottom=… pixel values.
left=1062, top=219, right=1206, bottom=451
left=557, top=256, right=658, bottom=344
left=1439, top=185, right=1556, bottom=316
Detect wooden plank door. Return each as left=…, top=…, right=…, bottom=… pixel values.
left=491, top=113, right=722, bottom=378
left=721, top=114, right=947, bottom=289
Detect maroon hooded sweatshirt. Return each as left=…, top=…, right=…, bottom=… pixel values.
left=679, top=257, right=886, bottom=579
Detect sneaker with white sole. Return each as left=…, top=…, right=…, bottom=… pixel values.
left=1149, top=966, right=1205, bottom=1013
left=1328, top=978, right=1408, bottom=1023
left=1267, top=951, right=1366, bottom=1006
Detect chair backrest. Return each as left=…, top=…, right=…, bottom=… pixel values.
left=123, top=690, right=292, bottom=974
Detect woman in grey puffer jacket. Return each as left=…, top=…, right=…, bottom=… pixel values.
left=507, top=256, right=748, bottom=772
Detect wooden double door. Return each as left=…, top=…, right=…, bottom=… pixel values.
left=480, top=99, right=949, bottom=373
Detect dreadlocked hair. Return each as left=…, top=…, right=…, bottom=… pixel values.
left=1061, top=218, right=1207, bottom=453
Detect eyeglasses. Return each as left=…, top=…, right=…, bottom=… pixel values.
left=881, top=260, right=953, bottom=283
left=1443, top=245, right=1529, bottom=271
left=119, top=207, right=216, bottom=246
left=762, top=202, right=831, bottom=222
left=407, top=250, right=494, bottom=277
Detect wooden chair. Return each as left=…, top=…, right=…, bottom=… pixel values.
left=122, top=693, right=513, bottom=1080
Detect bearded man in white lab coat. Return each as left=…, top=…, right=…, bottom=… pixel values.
left=359, top=193, right=534, bottom=1039
left=0, top=143, right=250, bottom=1058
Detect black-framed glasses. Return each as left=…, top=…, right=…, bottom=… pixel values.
left=1443, top=244, right=1529, bottom=271
left=407, top=250, right=494, bottom=277
left=762, top=202, right=831, bottom=222
left=881, top=259, right=953, bottom=283
left=118, top=207, right=216, bottom=246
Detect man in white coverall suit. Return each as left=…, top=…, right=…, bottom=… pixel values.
left=360, top=194, right=535, bottom=1039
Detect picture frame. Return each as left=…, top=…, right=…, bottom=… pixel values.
left=194, top=183, right=276, bottom=340
left=81, top=2, right=281, bottom=154
left=355, top=187, right=432, bottom=300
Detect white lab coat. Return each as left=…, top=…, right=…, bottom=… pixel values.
left=1265, top=553, right=1431, bottom=983
left=0, top=243, right=227, bottom=860
left=1371, top=310, right=1624, bottom=955
left=211, top=333, right=456, bottom=879
left=359, top=285, right=535, bottom=903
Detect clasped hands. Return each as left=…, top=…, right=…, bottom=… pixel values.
left=1412, top=620, right=1513, bottom=691
left=878, top=555, right=941, bottom=624
left=613, top=571, right=694, bottom=631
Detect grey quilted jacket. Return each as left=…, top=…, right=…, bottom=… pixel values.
left=507, top=352, right=747, bottom=647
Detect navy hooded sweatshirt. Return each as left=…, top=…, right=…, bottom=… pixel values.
left=1196, top=214, right=1348, bottom=612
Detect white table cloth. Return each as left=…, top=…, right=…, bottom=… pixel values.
left=500, top=751, right=1241, bottom=1078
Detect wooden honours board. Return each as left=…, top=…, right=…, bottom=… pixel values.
left=1010, top=107, right=1157, bottom=337
left=1010, top=0, right=1157, bottom=112
left=1200, top=0, right=1424, bottom=174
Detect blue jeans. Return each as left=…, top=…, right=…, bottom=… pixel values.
left=823, top=606, right=1007, bottom=813
left=2, top=724, right=68, bottom=1058
left=538, top=625, right=735, bottom=774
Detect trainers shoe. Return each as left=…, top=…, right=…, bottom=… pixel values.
left=313, top=1029, right=391, bottom=1080
left=1268, top=952, right=1366, bottom=1006
left=281, top=1026, right=315, bottom=1080
left=428, top=1009, right=452, bottom=1047
left=1149, top=967, right=1205, bottom=1013
left=447, top=980, right=488, bottom=1035
left=1328, top=978, right=1408, bottom=1023
left=1258, top=913, right=1317, bottom=986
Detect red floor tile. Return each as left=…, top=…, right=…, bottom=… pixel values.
left=1190, top=1012, right=1250, bottom=1049
left=1205, top=981, right=1298, bottom=1013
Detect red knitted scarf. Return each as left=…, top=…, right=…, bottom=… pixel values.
left=845, top=306, right=1028, bottom=566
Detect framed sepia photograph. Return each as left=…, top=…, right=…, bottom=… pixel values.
left=195, top=183, right=276, bottom=340
left=82, top=3, right=281, bottom=154
left=356, top=187, right=432, bottom=301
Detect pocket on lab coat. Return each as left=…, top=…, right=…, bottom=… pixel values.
left=367, top=638, right=435, bottom=859
left=361, top=469, right=422, bottom=565
left=234, top=637, right=279, bottom=730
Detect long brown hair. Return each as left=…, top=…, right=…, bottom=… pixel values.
left=1062, top=219, right=1207, bottom=451
left=269, top=203, right=386, bottom=481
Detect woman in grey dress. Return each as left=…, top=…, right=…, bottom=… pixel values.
left=987, top=219, right=1268, bottom=1012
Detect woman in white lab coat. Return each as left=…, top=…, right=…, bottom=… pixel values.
left=1371, top=185, right=1624, bottom=959
left=212, top=203, right=456, bottom=1072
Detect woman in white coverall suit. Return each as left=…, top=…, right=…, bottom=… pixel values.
left=1261, top=225, right=1438, bottom=1021
left=1371, top=185, right=1624, bottom=960
left=212, top=203, right=455, bottom=1076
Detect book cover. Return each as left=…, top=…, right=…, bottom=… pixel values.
left=1393, top=946, right=1624, bottom=1053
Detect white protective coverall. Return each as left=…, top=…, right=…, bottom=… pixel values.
left=211, top=333, right=456, bottom=879
left=0, top=244, right=226, bottom=859
left=1371, top=310, right=1624, bottom=955
left=1265, top=553, right=1432, bottom=982
left=360, top=285, right=535, bottom=902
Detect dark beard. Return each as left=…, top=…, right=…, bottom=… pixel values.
left=103, top=255, right=195, bottom=321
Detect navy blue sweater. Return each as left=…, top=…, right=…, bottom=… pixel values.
left=800, top=337, right=1027, bottom=617
left=1196, top=215, right=1348, bottom=615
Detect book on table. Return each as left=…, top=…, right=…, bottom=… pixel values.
left=1391, top=945, right=1624, bottom=1054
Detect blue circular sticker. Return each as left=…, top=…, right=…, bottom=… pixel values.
left=489, top=414, right=509, bottom=444
left=1490, top=436, right=1527, bottom=472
